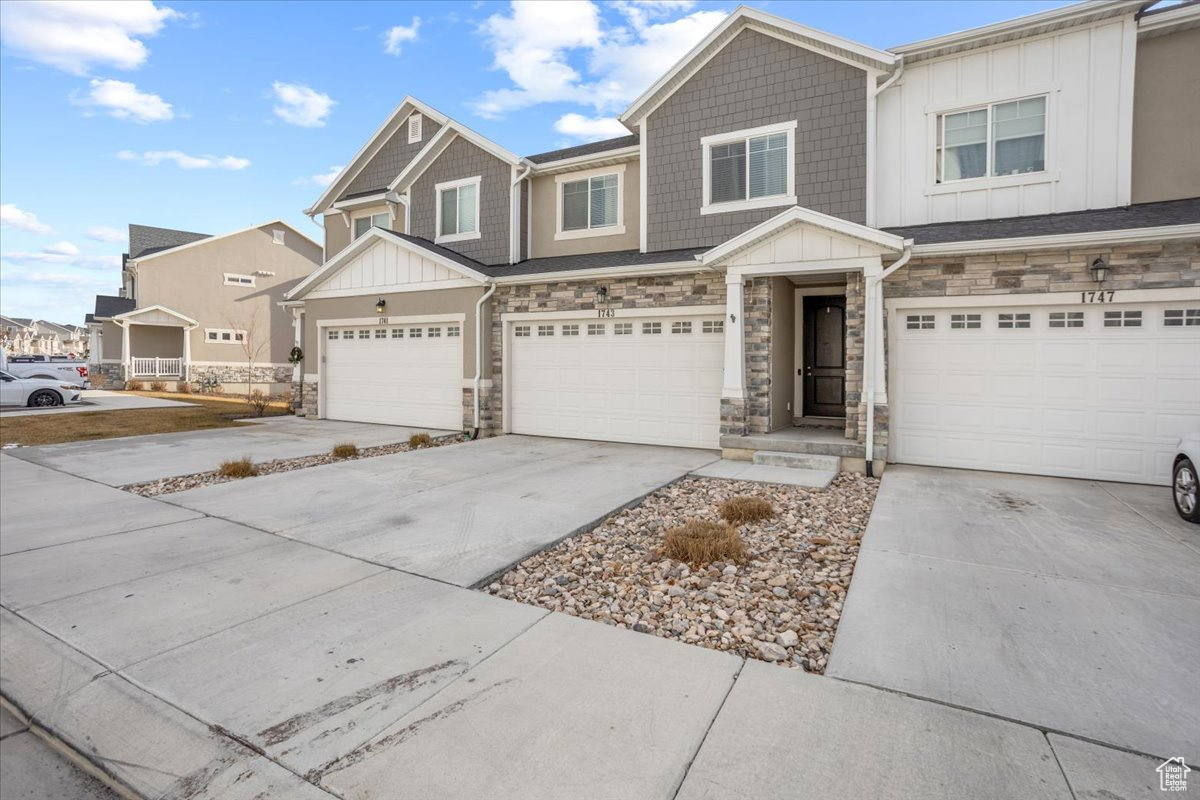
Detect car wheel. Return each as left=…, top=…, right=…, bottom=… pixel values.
left=27, top=389, right=61, bottom=408
left=1174, top=457, right=1200, bottom=524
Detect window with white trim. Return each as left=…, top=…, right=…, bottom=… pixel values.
left=642, top=321, right=662, bottom=335
left=614, top=322, right=632, bottom=335
left=374, top=328, right=386, bottom=339
left=1164, top=309, right=1200, bottom=327
left=327, top=329, right=339, bottom=340
left=906, top=315, right=935, bottom=330
left=206, top=328, right=246, bottom=344
left=702, top=320, right=724, bottom=334
left=435, top=176, right=480, bottom=243
left=223, top=273, right=255, bottom=287
left=391, top=328, right=404, bottom=338
left=997, top=312, right=1031, bottom=329
left=428, top=327, right=442, bottom=338
left=950, top=314, right=982, bottom=330
left=1049, top=311, right=1084, bottom=329
left=587, top=323, right=605, bottom=336
left=342, top=330, right=354, bottom=338
left=937, top=96, right=1046, bottom=183
left=353, top=212, right=389, bottom=239
left=407, top=113, right=423, bottom=144
left=557, top=166, right=623, bottom=240
left=702, top=121, right=796, bottom=214
left=671, top=321, right=692, bottom=334
left=514, top=325, right=530, bottom=337
left=447, top=325, right=461, bottom=337
left=358, top=329, right=370, bottom=339
left=537, top=324, right=554, bottom=337
left=1103, top=310, right=1141, bottom=328
left=562, top=324, right=579, bottom=336
left=409, top=327, right=423, bottom=338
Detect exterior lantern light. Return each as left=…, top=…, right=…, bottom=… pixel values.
left=597, top=286, right=609, bottom=304
left=1089, top=256, right=1110, bottom=285
left=375, top=297, right=387, bottom=315
left=729, top=313, right=737, bottom=324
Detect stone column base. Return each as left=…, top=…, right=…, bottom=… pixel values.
left=720, top=396, right=747, bottom=436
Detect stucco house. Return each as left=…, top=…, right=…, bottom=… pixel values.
left=88, top=221, right=322, bottom=391
left=285, top=0, right=1199, bottom=487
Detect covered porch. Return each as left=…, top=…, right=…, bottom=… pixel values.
left=110, top=305, right=197, bottom=382
left=702, top=207, right=911, bottom=473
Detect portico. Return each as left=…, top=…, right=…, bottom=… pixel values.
left=110, top=305, right=198, bottom=381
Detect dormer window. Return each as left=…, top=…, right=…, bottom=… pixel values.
left=936, top=96, right=1046, bottom=183
left=701, top=120, right=797, bottom=215
left=353, top=211, right=389, bottom=239
left=408, top=113, right=423, bottom=144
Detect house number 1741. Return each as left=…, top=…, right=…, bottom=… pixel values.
left=1080, top=291, right=1115, bottom=303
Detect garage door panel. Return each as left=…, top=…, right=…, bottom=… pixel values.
left=892, top=300, right=1200, bottom=485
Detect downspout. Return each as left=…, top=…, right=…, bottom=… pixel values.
left=510, top=162, right=532, bottom=264
left=863, top=242, right=912, bottom=478
left=472, top=281, right=497, bottom=438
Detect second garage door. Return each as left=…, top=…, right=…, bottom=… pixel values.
left=323, top=321, right=462, bottom=430
left=508, top=314, right=724, bottom=449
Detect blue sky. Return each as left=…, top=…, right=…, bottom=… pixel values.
left=0, top=0, right=1073, bottom=325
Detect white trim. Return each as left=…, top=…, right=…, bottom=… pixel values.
left=462, top=378, right=494, bottom=389
left=350, top=209, right=390, bottom=240
left=554, top=164, right=627, bottom=241
left=1138, top=2, right=1200, bottom=33
left=865, top=72, right=877, bottom=228
left=129, top=220, right=319, bottom=264
left=332, top=192, right=389, bottom=211
left=886, top=286, right=1200, bottom=311
left=530, top=146, right=640, bottom=174
left=316, top=313, right=465, bottom=328
left=639, top=119, right=648, bottom=253
left=700, top=120, right=798, bottom=216
left=501, top=304, right=719, bottom=323
left=202, top=328, right=248, bottom=345
left=491, top=261, right=706, bottom=285
left=408, top=112, right=423, bottom=144
left=111, top=304, right=199, bottom=328
left=188, top=360, right=292, bottom=368
left=925, top=171, right=1061, bottom=196
left=385, top=125, right=455, bottom=193
left=434, top=175, right=482, bottom=244
left=932, top=92, right=1051, bottom=187
left=908, top=224, right=1200, bottom=257
left=305, top=279, right=481, bottom=299
left=1114, top=15, right=1136, bottom=208
left=728, top=256, right=883, bottom=280
left=222, top=273, right=256, bottom=287
left=700, top=205, right=906, bottom=266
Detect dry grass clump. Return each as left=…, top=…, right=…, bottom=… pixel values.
left=126, top=380, right=144, bottom=391
left=663, top=519, right=747, bottom=567
left=149, top=380, right=167, bottom=392
left=218, top=457, right=258, bottom=478
left=331, top=442, right=359, bottom=459
left=175, top=381, right=190, bottom=394
left=409, top=432, right=433, bottom=448
left=246, top=389, right=272, bottom=417
left=719, top=496, right=776, bottom=525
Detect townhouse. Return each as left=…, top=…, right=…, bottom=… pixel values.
left=88, top=222, right=322, bottom=391
left=285, top=0, right=1200, bottom=486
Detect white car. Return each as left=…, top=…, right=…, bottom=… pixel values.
left=1173, top=433, right=1200, bottom=524
left=0, top=369, right=84, bottom=408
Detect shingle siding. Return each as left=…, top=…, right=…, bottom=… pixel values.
left=409, top=137, right=512, bottom=266
left=646, top=28, right=867, bottom=252
left=341, top=118, right=443, bottom=199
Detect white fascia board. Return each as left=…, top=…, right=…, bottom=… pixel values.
left=492, top=261, right=706, bottom=286
left=909, top=224, right=1200, bottom=256
left=529, top=146, right=640, bottom=175
left=620, top=6, right=896, bottom=126
left=700, top=206, right=906, bottom=266
left=387, top=126, right=455, bottom=193
left=111, top=304, right=199, bottom=327
left=332, top=192, right=389, bottom=210
left=1138, top=2, right=1200, bottom=34
left=130, top=220, right=319, bottom=264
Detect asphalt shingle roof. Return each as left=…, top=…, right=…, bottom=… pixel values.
left=128, top=224, right=212, bottom=259
left=483, top=247, right=707, bottom=278
left=525, top=135, right=640, bottom=165
left=885, top=197, right=1200, bottom=245
left=93, top=295, right=136, bottom=319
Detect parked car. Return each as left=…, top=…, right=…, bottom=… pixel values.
left=1173, top=434, right=1199, bottom=524
left=0, top=369, right=84, bottom=408
left=0, top=353, right=90, bottom=388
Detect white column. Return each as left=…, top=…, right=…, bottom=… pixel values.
left=121, top=322, right=131, bottom=379
left=721, top=273, right=746, bottom=399
left=182, top=326, right=192, bottom=380
left=291, top=309, right=303, bottom=384
left=862, top=264, right=882, bottom=409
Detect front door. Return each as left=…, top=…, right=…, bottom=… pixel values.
left=802, top=296, right=846, bottom=417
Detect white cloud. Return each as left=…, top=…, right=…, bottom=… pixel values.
left=73, top=78, right=173, bottom=122
left=553, top=113, right=628, bottom=142
left=383, top=17, right=421, bottom=56
left=1, top=251, right=121, bottom=270
left=86, top=225, right=125, bottom=243
left=472, top=0, right=725, bottom=118
left=293, top=165, right=344, bottom=188
left=42, top=241, right=80, bottom=256
left=271, top=82, right=335, bottom=128
left=0, top=0, right=180, bottom=75
left=118, top=150, right=250, bottom=170
left=0, top=204, right=53, bottom=234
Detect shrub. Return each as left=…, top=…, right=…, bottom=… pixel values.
left=664, top=519, right=747, bottom=566
left=409, top=432, right=433, bottom=448
left=149, top=380, right=166, bottom=392
left=175, top=381, right=190, bottom=394
left=218, top=457, right=258, bottom=478
left=126, top=380, right=144, bottom=391
left=719, top=496, right=776, bottom=525
left=246, top=389, right=271, bottom=417
left=332, top=443, right=359, bottom=459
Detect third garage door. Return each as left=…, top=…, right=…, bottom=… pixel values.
left=508, top=314, right=724, bottom=449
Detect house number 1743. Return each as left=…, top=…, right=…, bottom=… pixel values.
left=596, top=308, right=615, bottom=318
left=1080, top=291, right=1115, bottom=303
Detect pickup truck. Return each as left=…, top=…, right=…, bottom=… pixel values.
left=0, top=354, right=91, bottom=388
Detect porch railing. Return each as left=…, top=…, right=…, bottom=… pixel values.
left=130, top=357, right=183, bottom=377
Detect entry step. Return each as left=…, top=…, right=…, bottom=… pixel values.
left=691, top=460, right=835, bottom=488
left=752, top=450, right=840, bottom=471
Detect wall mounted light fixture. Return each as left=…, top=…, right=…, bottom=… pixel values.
left=1089, top=256, right=1110, bottom=285
left=375, top=297, right=387, bottom=315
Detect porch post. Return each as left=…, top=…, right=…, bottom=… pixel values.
left=120, top=322, right=131, bottom=381
left=721, top=273, right=746, bottom=399
left=182, top=326, right=192, bottom=381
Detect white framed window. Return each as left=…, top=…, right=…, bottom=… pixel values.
left=409, top=327, right=423, bottom=338
left=272, top=229, right=286, bottom=245
left=555, top=164, right=625, bottom=241
left=702, top=320, right=724, bottom=334
left=562, top=324, right=580, bottom=336
left=936, top=96, right=1046, bottom=183
left=514, top=325, right=531, bottom=337
left=1049, top=311, right=1084, bottom=329
left=1164, top=309, right=1200, bottom=327
left=407, top=113, right=423, bottom=144
left=614, top=322, right=633, bottom=335
left=327, top=329, right=339, bottom=340
left=701, top=120, right=797, bottom=215
left=353, top=211, right=389, bottom=239
left=642, top=321, right=662, bottom=335
left=997, top=312, right=1031, bottom=329
left=391, top=328, right=404, bottom=338
left=537, top=324, right=554, bottom=337
left=428, top=327, right=442, bottom=338
left=374, top=328, right=386, bottom=339
left=587, top=323, right=605, bottom=336
left=205, top=328, right=246, bottom=344
left=435, top=176, right=481, bottom=243
left=223, top=273, right=255, bottom=287
left=447, top=325, right=461, bottom=337
left=358, top=329, right=370, bottom=339
left=950, top=313, right=982, bottom=330
left=671, top=321, right=692, bottom=334
left=906, top=315, right=935, bottom=330
left=342, top=330, right=354, bottom=339
left=1103, top=310, right=1142, bottom=328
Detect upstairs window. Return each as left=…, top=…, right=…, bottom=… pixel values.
left=223, top=273, right=255, bottom=287
left=436, top=177, right=481, bottom=243
left=561, top=173, right=619, bottom=234
left=937, top=96, right=1046, bottom=182
left=701, top=121, right=796, bottom=214
left=408, top=113, right=423, bottom=144
left=353, top=212, right=389, bottom=239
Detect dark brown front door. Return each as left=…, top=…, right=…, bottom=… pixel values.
left=802, top=296, right=846, bottom=417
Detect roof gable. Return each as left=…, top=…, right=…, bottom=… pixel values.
left=112, top=304, right=198, bottom=327
left=129, top=224, right=211, bottom=259
left=130, top=220, right=319, bottom=264
left=702, top=206, right=906, bottom=267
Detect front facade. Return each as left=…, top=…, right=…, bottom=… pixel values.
left=89, top=222, right=322, bottom=390
left=288, top=0, right=1200, bottom=486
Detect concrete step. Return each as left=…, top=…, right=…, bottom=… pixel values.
left=752, top=450, right=840, bottom=471
left=691, top=460, right=836, bottom=489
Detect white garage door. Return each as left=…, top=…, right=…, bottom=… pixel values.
left=323, top=321, right=462, bottom=430
left=891, top=299, right=1200, bottom=485
left=508, top=314, right=724, bottom=449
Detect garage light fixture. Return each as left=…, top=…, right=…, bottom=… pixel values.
left=597, top=286, right=609, bottom=305
left=1089, top=256, right=1110, bottom=285
left=375, top=297, right=387, bottom=315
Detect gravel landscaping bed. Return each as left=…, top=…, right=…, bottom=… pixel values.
left=122, top=435, right=462, bottom=496
left=485, top=473, right=879, bottom=672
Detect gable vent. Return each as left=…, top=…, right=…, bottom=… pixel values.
left=408, top=113, right=423, bottom=144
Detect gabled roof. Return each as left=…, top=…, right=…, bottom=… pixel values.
left=111, top=304, right=198, bottom=327
left=484, top=247, right=708, bottom=280
left=129, top=220, right=319, bottom=264
left=701, top=206, right=907, bottom=266
left=32, top=320, right=72, bottom=335
left=620, top=6, right=897, bottom=128
left=128, top=224, right=211, bottom=259
left=94, top=295, right=136, bottom=320
left=1, top=315, right=33, bottom=329
left=527, top=135, right=640, bottom=165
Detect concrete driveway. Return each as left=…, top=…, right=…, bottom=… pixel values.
left=827, top=465, right=1200, bottom=762
left=0, top=389, right=195, bottom=417
left=7, top=416, right=453, bottom=486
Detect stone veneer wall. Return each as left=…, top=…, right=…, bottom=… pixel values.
left=91, top=362, right=124, bottom=389
left=742, top=278, right=772, bottom=435
left=296, top=378, right=318, bottom=418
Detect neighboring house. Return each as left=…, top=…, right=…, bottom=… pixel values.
left=88, top=222, right=322, bottom=391
left=0, top=316, right=86, bottom=356
left=0, top=316, right=36, bottom=354
left=286, top=0, right=1199, bottom=487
